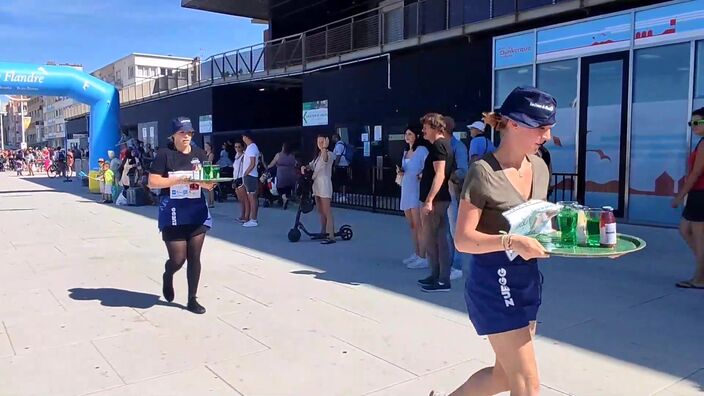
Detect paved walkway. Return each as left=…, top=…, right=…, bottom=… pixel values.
left=0, top=172, right=702, bottom=396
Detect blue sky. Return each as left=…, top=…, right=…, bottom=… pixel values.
left=0, top=0, right=266, bottom=72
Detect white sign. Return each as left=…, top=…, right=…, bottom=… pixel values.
left=363, top=142, right=371, bottom=157
left=199, top=115, right=212, bottom=134
left=374, top=125, right=382, bottom=141
left=361, top=133, right=370, bottom=142
left=302, top=100, right=328, bottom=127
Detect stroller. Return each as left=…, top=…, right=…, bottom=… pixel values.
left=287, top=170, right=353, bottom=243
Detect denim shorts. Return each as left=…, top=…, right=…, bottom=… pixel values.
left=243, top=175, right=258, bottom=193
left=464, top=252, right=543, bottom=336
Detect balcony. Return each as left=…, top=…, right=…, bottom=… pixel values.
left=66, top=0, right=621, bottom=119
left=181, top=0, right=268, bottom=20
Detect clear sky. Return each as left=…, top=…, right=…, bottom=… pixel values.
left=0, top=0, right=267, bottom=72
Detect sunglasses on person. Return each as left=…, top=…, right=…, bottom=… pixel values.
left=688, top=120, right=704, bottom=127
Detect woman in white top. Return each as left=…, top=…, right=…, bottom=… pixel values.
left=397, top=125, right=429, bottom=268
left=231, top=141, right=248, bottom=223
left=302, top=134, right=336, bottom=244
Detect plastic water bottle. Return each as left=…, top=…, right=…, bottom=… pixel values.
left=599, top=206, right=617, bottom=249
left=190, top=157, right=202, bottom=180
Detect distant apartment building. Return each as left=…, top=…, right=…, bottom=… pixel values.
left=26, top=96, right=43, bottom=145
left=5, top=100, right=26, bottom=149
left=91, top=53, right=198, bottom=89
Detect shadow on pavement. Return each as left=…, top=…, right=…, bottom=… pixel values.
left=18, top=175, right=704, bottom=391
left=68, top=287, right=184, bottom=310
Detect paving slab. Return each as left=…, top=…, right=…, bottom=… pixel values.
left=0, top=173, right=702, bottom=395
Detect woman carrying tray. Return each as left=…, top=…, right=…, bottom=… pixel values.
left=148, top=117, right=216, bottom=314
left=430, top=87, right=555, bottom=396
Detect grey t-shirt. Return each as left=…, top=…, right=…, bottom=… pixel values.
left=461, top=153, right=550, bottom=235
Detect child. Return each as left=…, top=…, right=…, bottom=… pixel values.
left=103, top=162, right=115, bottom=203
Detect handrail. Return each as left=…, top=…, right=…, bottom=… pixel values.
left=65, top=0, right=586, bottom=116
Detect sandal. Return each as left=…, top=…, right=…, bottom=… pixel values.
left=321, top=239, right=336, bottom=245
left=676, top=280, right=704, bottom=289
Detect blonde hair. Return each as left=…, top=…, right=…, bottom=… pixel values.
left=420, top=113, right=447, bottom=132
left=482, top=112, right=507, bottom=131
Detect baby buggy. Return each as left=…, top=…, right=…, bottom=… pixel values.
left=287, top=170, right=353, bottom=242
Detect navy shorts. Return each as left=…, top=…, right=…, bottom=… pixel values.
left=464, top=252, right=543, bottom=336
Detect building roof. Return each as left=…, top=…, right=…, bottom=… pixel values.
left=181, top=0, right=268, bottom=20
left=92, top=53, right=195, bottom=73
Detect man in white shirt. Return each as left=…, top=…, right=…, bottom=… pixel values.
left=331, top=133, right=350, bottom=199
left=241, top=132, right=260, bottom=227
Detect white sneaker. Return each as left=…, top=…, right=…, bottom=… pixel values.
left=243, top=220, right=259, bottom=227
left=402, top=254, right=419, bottom=265
left=407, top=257, right=429, bottom=269
left=450, top=268, right=463, bottom=281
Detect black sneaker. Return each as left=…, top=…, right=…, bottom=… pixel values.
left=421, top=282, right=451, bottom=293
left=187, top=297, right=206, bottom=314
left=417, top=276, right=436, bottom=286
left=162, top=271, right=175, bottom=302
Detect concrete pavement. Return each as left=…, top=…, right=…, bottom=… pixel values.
left=0, top=172, right=702, bottom=396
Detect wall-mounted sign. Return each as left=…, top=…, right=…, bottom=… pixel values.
left=634, top=0, right=704, bottom=46
left=199, top=115, right=212, bottom=134
left=373, top=125, right=382, bottom=141
left=302, top=100, right=328, bottom=127
left=537, top=14, right=631, bottom=62
left=495, top=32, right=535, bottom=69
left=363, top=142, right=371, bottom=157
left=389, top=134, right=405, bottom=141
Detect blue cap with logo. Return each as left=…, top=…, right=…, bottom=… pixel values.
left=171, top=117, right=195, bottom=134
left=498, top=86, right=557, bottom=128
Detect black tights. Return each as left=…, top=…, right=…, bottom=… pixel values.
left=164, top=233, right=206, bottom=298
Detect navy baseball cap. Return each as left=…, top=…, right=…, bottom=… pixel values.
left=498, top=86, right=557, bottom=128
left=171, top=117, right=195, bottom=134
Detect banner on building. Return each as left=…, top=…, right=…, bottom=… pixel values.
left=302, top=100, right=328, bottom=127
left=199, top=115, right=212, bottom=134
left=495, top=32, right=535, bottom=69
left=537, top=14, right=632, bottom=62
left=22, top=116, right=31, bottom=131
left=634, top=0, right=704, bottom=46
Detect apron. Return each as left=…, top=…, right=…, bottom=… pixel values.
left=158, top=175, right=212, bottom=231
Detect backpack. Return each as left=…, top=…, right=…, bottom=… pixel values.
left=338, top=141, right=354, bottom=163
left=57, top=151, right=66, bottom=161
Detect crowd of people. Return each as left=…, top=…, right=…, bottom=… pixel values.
left=0, top=146, right=86, bottom=178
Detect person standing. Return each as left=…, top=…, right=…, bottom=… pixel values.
left=468, top=121, right=495, bottom=163
left=267, top=142, right=297, bottom=210
left=232, top=141, right=248, bottom=223
left=444, top=116, right=469, bottom=282
left=672, top=107, right=704, bottom=289
left=241, top=132, right=260, bottom=227
left=417, top=113, right=455, bottom=292
left=302, top=135, right=336, bottom=244
left=148, top=117, right=216, bottom=314
left=398, top=125, right=429, bottom=269
left=332, top=133, right=350, bottom=200
left=431, top=87, right=555, bottom=396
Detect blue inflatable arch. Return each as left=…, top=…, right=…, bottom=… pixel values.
left=0, top=62, right=120, bottom=170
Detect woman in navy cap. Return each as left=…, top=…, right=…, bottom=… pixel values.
left=430, top=87, right=556, bottom=396
left=148, top=117, right=216, bottom=314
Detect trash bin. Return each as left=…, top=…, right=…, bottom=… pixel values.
left=88, top=170, right=101, bottom=193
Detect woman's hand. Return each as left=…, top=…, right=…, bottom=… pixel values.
left=511, top=235, right=550, bottom=260
left=301, top=166, right=307, bottom=174
left=197, top=182, right=217, bottom=191
left=671, top=194, right=684, bottom=208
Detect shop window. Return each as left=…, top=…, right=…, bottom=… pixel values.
left=537, top=59, right=578, bottom=174
left=494, top=65, right=533, bottom=107
left=629, top=43, right=690, bottom=224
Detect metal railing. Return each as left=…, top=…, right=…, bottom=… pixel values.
left=549, top=172, right=579, bottom=203
left=65, top=0, right=581, bottom=117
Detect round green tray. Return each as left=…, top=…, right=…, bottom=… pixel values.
left=534, top=233, right=646, bottom=258
left=190, top=177, right=234, bottom=183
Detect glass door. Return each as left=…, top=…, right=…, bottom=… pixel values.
left=578, top=51, right=629, bottom=217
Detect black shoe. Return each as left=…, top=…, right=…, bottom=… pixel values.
left=421, top=281, right=451, bottom=293
left=187, top=297, right=206, bottom=314
left=417, top=276, right=436, bottom=286
left=162, top=271, right=175, bottom=302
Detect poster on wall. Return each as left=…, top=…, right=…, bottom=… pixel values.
left=634, top=0, right=704, bottom=47
left=495, top=32, right=535, bottom=69
left=302, top=100, right=329, bottom=127
left=536, top=14, right=632, bottom=62
left=199, top=115, right=212, bottom=134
